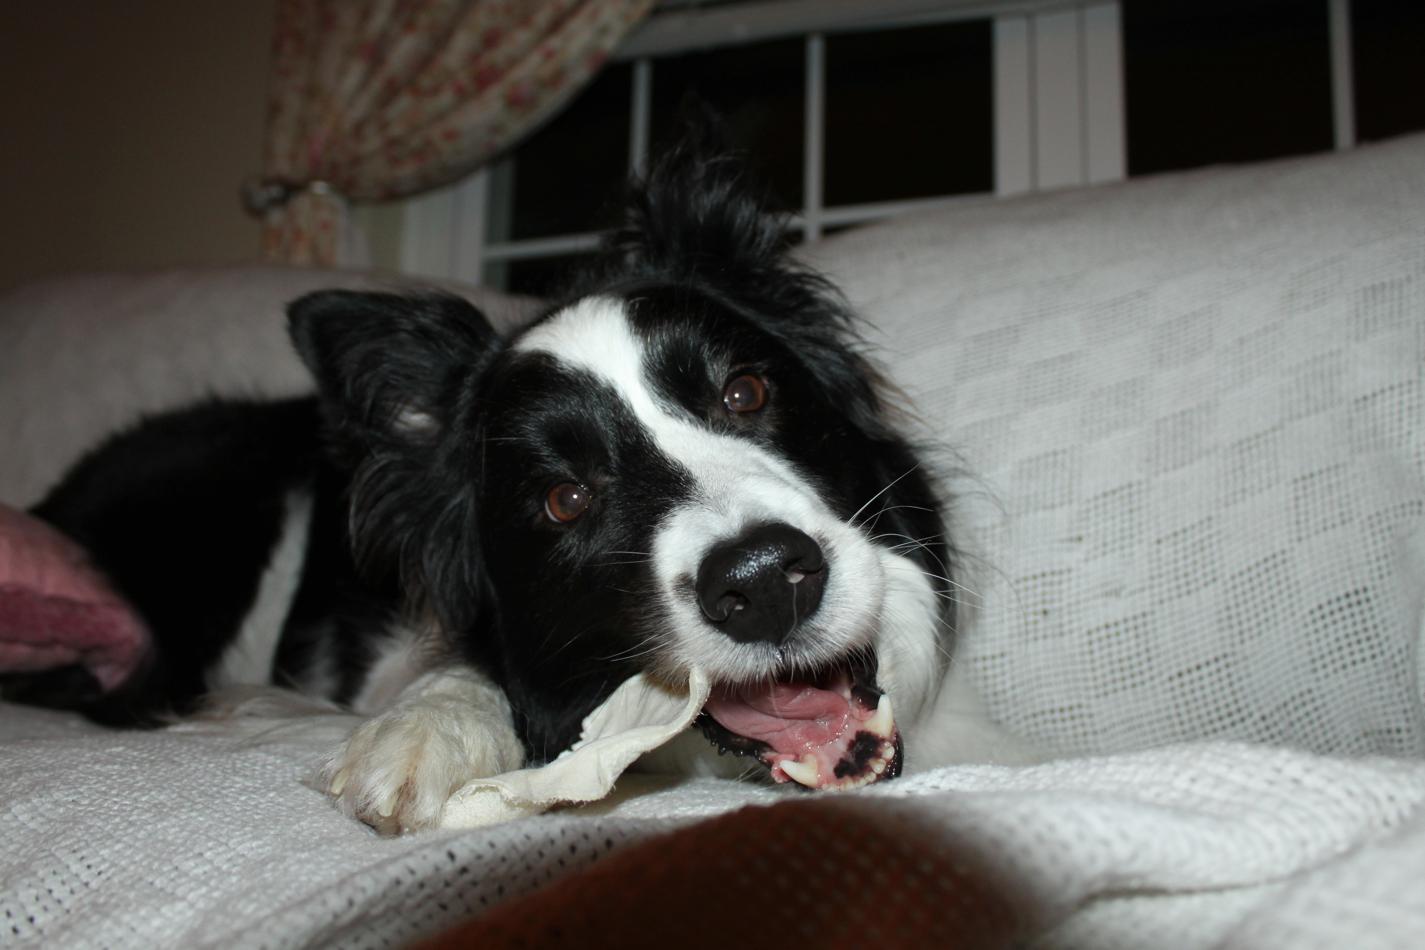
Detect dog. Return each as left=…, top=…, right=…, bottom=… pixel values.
left=15, top=138, right=1021, bottom=833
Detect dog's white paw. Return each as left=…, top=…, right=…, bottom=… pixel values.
left=321, top=671, right=524, bottom=835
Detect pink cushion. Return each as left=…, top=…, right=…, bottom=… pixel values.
left=0, top=503, right=148, bottom=692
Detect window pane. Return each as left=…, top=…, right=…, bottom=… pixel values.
left=491, top=254, right=592, bottom=299
left=500, top=64, right=632, bottom=241
left=1123, top=0, right=1333, bottom=176
left=1352, top=0, right=1425, bottom=142
left=649, top=38, right=805, bottom=211
left=824, top=20, right=993, bottom=206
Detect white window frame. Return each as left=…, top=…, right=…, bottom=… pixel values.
left=395, top=0, right=1358, bottom=287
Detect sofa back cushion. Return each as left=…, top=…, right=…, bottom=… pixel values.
left=809, top=133, right=1425, bottom=757
left=0, top=267, right=533, bottom=508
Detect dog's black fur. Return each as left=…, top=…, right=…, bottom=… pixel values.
left=17, top=397, right=390, bottom=724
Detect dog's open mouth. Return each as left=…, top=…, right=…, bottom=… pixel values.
left=695, top=653, right=902, bottom=790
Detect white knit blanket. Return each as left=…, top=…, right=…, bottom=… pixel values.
left=3, top=135, right=1423, bottom=947
left=3, top=705, right=1423, bottom=948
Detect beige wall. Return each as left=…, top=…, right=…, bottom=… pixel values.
left=0, top=1, right=277, bottom=292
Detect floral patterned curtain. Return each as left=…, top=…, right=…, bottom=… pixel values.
left=248, top=0, right=656, bottom=266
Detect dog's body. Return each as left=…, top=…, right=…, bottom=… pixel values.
left=15, top=144, right=1026, bottom=832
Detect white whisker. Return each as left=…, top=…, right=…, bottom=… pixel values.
left=848, top=464, right=921, bottom=529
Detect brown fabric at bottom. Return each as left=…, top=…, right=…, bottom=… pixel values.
left=419, top=797, right=1034, bottom=949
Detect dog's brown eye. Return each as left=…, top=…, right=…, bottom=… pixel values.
left=723, top=374, right=768, bottom=414
left=545, top=482, right=592, bottom=523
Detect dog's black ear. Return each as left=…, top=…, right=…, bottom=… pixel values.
left=288, top=290, right=502, bottom=445
left=288, top=290, right=502, bottom=638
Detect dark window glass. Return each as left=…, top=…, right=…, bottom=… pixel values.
left=1123, top=0, right=1333, bottom=175
left=493, top=253, right=591, bottom=299
left=649, top=38, right=805, bottom=211
left=824, top=21, right=993, bottom=205
left=503, top=65, right=631, bottom=241
left=1352, top=0, right=1425, bottom=142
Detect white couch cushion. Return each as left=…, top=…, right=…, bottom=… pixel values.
left=809, top=132, right=1425, bottom=759
left=0, top=266, right=533, bottom=508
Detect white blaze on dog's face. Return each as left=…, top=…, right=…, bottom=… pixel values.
left=500, top=291, right=948, bottom=790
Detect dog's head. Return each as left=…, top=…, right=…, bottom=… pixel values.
left=290, top=142, right=954, bottom=789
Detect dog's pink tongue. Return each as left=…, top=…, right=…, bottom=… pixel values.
left=704, top=681, right=852, bottom=753
left=704, top=675, right=899, bottom=790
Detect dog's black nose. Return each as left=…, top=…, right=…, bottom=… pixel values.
left=695, top=523, right=827, bottom=645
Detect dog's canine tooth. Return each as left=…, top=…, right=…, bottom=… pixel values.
left=865, top=694, right=894, bottom=738
left=779, top=756, right=820, bottom=787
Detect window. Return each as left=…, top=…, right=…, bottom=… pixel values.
left=1123, top=0, right=1425, bottom=174
left=1352, top=0, right=1425, bottom=142
left=385, top=0, right=1422, bottom=292
left=480, top=18, right=997, bottom=297
left=824, top=21, right=993, bottom=207
left=1123, top=0, right=1334, bottom=175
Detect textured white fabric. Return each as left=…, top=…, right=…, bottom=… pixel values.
left=440, top=670, right=710, bottom=828
left=0, top=266, right=535, bottom=509
left=1, top=134, right=1423, bottom=947
left=3, top=706, right=1423, bottom=948
left=807, top=133, right=1425, bottom=762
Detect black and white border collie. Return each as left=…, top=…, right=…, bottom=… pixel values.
left=20, top=140, right=1008, bottom=833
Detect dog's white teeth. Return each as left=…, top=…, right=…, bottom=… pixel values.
left=831, top=773, right=871, bottom=791
left=865, top=694, right=894, bottom=738
left=870, top=757, right=887, bottom=775
left=779, top=756, right=820, bottom=788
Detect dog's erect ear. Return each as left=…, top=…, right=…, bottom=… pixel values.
left=288, top=290, right=502, bottom=637
left=288, top=290, right=502, bottom=444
